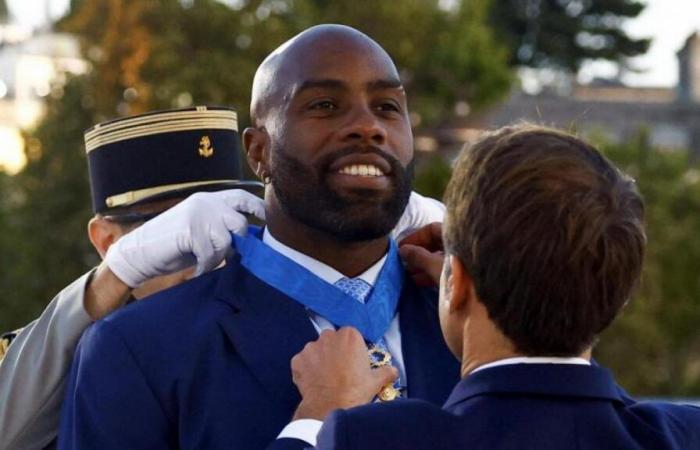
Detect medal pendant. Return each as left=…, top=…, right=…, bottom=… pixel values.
left=367, top=345, right=392, bottom=368
left=378, top=384, right=401, bottom=402
left=367, top=345, right=401, bottom=401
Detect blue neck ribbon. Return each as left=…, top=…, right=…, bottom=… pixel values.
left=231, top=227, right=404, bottom=342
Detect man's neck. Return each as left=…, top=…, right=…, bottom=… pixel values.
left=265, top=205, right=390, bottom=279
left=459, top=311, right=593, bottom=378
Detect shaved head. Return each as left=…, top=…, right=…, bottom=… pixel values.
left=244, top=24, right=413, bottom=248
left=250, top=24, right=400, bottom=127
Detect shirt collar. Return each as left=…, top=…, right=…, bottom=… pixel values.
left=470, top=356, right=591, bottom=375
left=262, top=228, right=387, bottom=286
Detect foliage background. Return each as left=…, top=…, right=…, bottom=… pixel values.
left=3, top=0, right=697, bottom=397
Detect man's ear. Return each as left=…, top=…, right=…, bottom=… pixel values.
left=448, top=256, right=475, bottom=315
left=87, top=217, right=122, bottom=259
left=243, top=126, right=270, bottom=181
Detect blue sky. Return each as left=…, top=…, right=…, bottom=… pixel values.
left=7, top=0, right=700, bottom=87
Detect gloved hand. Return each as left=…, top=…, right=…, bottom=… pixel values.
left=391, top=191, right=445, bottom=242
left=105, top=189, right=265, bottom=288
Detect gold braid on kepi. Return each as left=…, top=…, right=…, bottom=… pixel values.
left=84, top=106, right=262, bottom=214
left=0, top=330, right=20, bottom=360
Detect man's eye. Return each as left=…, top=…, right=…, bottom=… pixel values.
left=377, top=102, right=400, bottom=113
left=310, top=100, right=337, bottom=110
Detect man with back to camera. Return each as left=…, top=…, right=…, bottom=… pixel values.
left=0, top=103, right=442, bottom=449
left=273, top=125, right=700, bottom=450
left=58, top=24, right=462, bottom=449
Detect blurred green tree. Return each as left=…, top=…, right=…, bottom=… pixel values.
left=0, top=76, right=96, bottom=332
left=594, top=133, right=700, bottom=396
left=413, top=155, right=452, bottom=200
left=0, top=0, right=9, bottom=23
left=490, top=0, right=650, bottom=71
left=59, top=0, right=512, bottom=125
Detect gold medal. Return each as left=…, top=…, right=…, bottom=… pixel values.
left=367, top=345, right=402, bottom=401
left=367, top=345, right=392, bottom=368
left=378, top=384, right=402, bottom=402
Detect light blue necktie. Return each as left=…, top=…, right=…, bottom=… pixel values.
left=334, top=277, right=404, bottom=400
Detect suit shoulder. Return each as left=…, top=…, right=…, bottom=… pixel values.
left=320, top=400, right=457, bottom=449
left=344, top=399, right=450, bottom=425
left=627, top=400, right=700, bottom=440
left=402, top=274, right=438, bottom=302
left=99, top=265, right=231, bottom=342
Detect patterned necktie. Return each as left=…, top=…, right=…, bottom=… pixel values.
left=334, top=277, right=404, bottom=401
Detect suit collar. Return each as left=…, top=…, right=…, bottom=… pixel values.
left=261, top=227, right=388, bottom=286
left=400, top=284, right=461, bottom=404
left=216, top=258, right=462, bottom=408
left=444, top=363, right=625, bottom=410
left=215, top=256, right=318, bottom=408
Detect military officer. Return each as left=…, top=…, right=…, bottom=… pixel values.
left=0, top=106, right=265, bottom=450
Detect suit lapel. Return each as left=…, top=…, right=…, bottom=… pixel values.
left=215, top=257, right=318, bottom=408
left=443, top=363, right=626, bottom=411
left=399, top=283, right=461, bottom=405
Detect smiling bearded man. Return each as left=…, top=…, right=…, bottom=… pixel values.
left=58, top=25, right=459, bottom=450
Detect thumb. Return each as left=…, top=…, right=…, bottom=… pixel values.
left=400, top=244, right=440, bottom=271
left=371, top=365, right=399, bottom=389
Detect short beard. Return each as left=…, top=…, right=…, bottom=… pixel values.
left=270, top=146, right=413, bottom=242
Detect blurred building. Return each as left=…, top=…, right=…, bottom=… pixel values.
left=429, top=31, right=700, bottom=158
left=0, top=24, right=88, bottom=173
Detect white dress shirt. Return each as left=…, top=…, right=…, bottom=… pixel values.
left=263, top=229, right=408, bottom=447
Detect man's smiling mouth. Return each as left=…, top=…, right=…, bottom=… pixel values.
left=337, top=164, right=386, bottom=177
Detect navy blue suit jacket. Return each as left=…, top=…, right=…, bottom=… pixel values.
left=272, top=363, right=700, bottom=450
left=58, top=253, right=459, bottom=449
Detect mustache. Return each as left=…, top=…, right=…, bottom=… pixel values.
left=317, top=145, right=402, bottom=173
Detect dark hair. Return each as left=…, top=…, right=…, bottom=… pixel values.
left=443, top=124, right=646, bottom=356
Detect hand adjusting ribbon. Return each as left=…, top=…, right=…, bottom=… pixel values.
left=231, top=227, right=403, bottom=343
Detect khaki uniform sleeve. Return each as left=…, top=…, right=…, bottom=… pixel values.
left=0, top=269, right=96, bottom=450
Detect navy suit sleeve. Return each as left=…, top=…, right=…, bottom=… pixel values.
left=265, top=437, right=314, bottom=450
left=58, top=320, right=173, bottom=450
left=314, top=410, right=350, bottom=450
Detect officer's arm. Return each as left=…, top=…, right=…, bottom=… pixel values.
left=83, top=262, right=131, bottom=320
left=0, top=190, right=263, bottom=449
left=58, top=320, right=171, bottom=449
left=0, top=271, right=97, bottom=450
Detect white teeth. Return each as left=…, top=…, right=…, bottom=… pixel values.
left=338, top=164, right=385, bottom=177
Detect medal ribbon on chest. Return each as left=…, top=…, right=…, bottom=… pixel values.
left=231, top=227, right=404, bottom=343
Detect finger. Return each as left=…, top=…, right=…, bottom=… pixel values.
left=199, top=217, right=239, bottom=273
left=399, top=222, right=443, bottom=250
left=221, top=190, right=266, bottom=221
left=318, top=329, right=336, bottom=340
left=220, top=211, right=248, bottom=235
left=399, top=245, right=443, bottom=286
left=410, top=272, right=438, bottom=288
left=337, top=326, right=363, bottom=342
left=192, top=226, right=217, bottom=277
left=372, top=366, right=399, bottom=389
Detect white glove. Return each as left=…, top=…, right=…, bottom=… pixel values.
left=105, top=189, right=265, bottom=288
left=391, top=191, right=445, bottom=242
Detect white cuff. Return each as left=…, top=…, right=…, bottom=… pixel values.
left=277, top=419, right=323, bottom=446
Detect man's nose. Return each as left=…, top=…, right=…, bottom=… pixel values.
left=341, top=106, right=387, bottom=145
